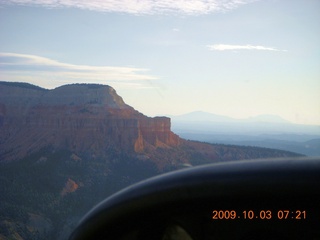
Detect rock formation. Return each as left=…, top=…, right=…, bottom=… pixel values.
left=0, top=82, right=180, bottom=162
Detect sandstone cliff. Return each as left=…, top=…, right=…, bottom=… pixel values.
left=0, top=82, right=180, bottom=161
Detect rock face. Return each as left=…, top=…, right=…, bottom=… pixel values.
left=0, top=82, right=180, bottom=161
left=60, top=178, right=79, bottom=196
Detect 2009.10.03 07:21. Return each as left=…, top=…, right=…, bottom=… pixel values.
left=212, top=210, right=307, bottom=220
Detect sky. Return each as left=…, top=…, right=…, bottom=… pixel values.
left=0, top=0, right=319, bottom=125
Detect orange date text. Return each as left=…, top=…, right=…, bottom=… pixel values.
left=212, top=210, right=306, bottom=220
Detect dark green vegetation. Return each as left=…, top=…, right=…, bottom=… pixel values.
left=0, top=148, right=159, bottom=240
left=0, top=144, right=303, bottom=240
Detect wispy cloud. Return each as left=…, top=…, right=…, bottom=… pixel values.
left=1, top=0, right=257, bottom=15
left=0, top=53, right=157, bottom=89
left=207, top=44, right=286, bottom=51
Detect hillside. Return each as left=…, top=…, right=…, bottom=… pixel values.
left=0, top=81, right=303, bottom=239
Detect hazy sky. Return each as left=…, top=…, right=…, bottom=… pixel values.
left=0, top=0, right=319, bottom=125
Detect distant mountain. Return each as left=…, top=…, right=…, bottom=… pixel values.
left=170, top=111, right=236, bottom=122
left=171, top=111, right=320, bottom=135
left=171, top=111, right=290, bottom=123
left=245, top=114, right=290, bottom=123
left=0, top=82, right=303, bottom=239
left=171, top=111, right=320, bottom=156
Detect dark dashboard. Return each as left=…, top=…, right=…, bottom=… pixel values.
left=70, top=157, right=320, bottom=240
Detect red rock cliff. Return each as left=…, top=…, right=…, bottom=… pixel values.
left=0, top=82, right=180, bottom=161
left=136, top=117, right=180, bottom=151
